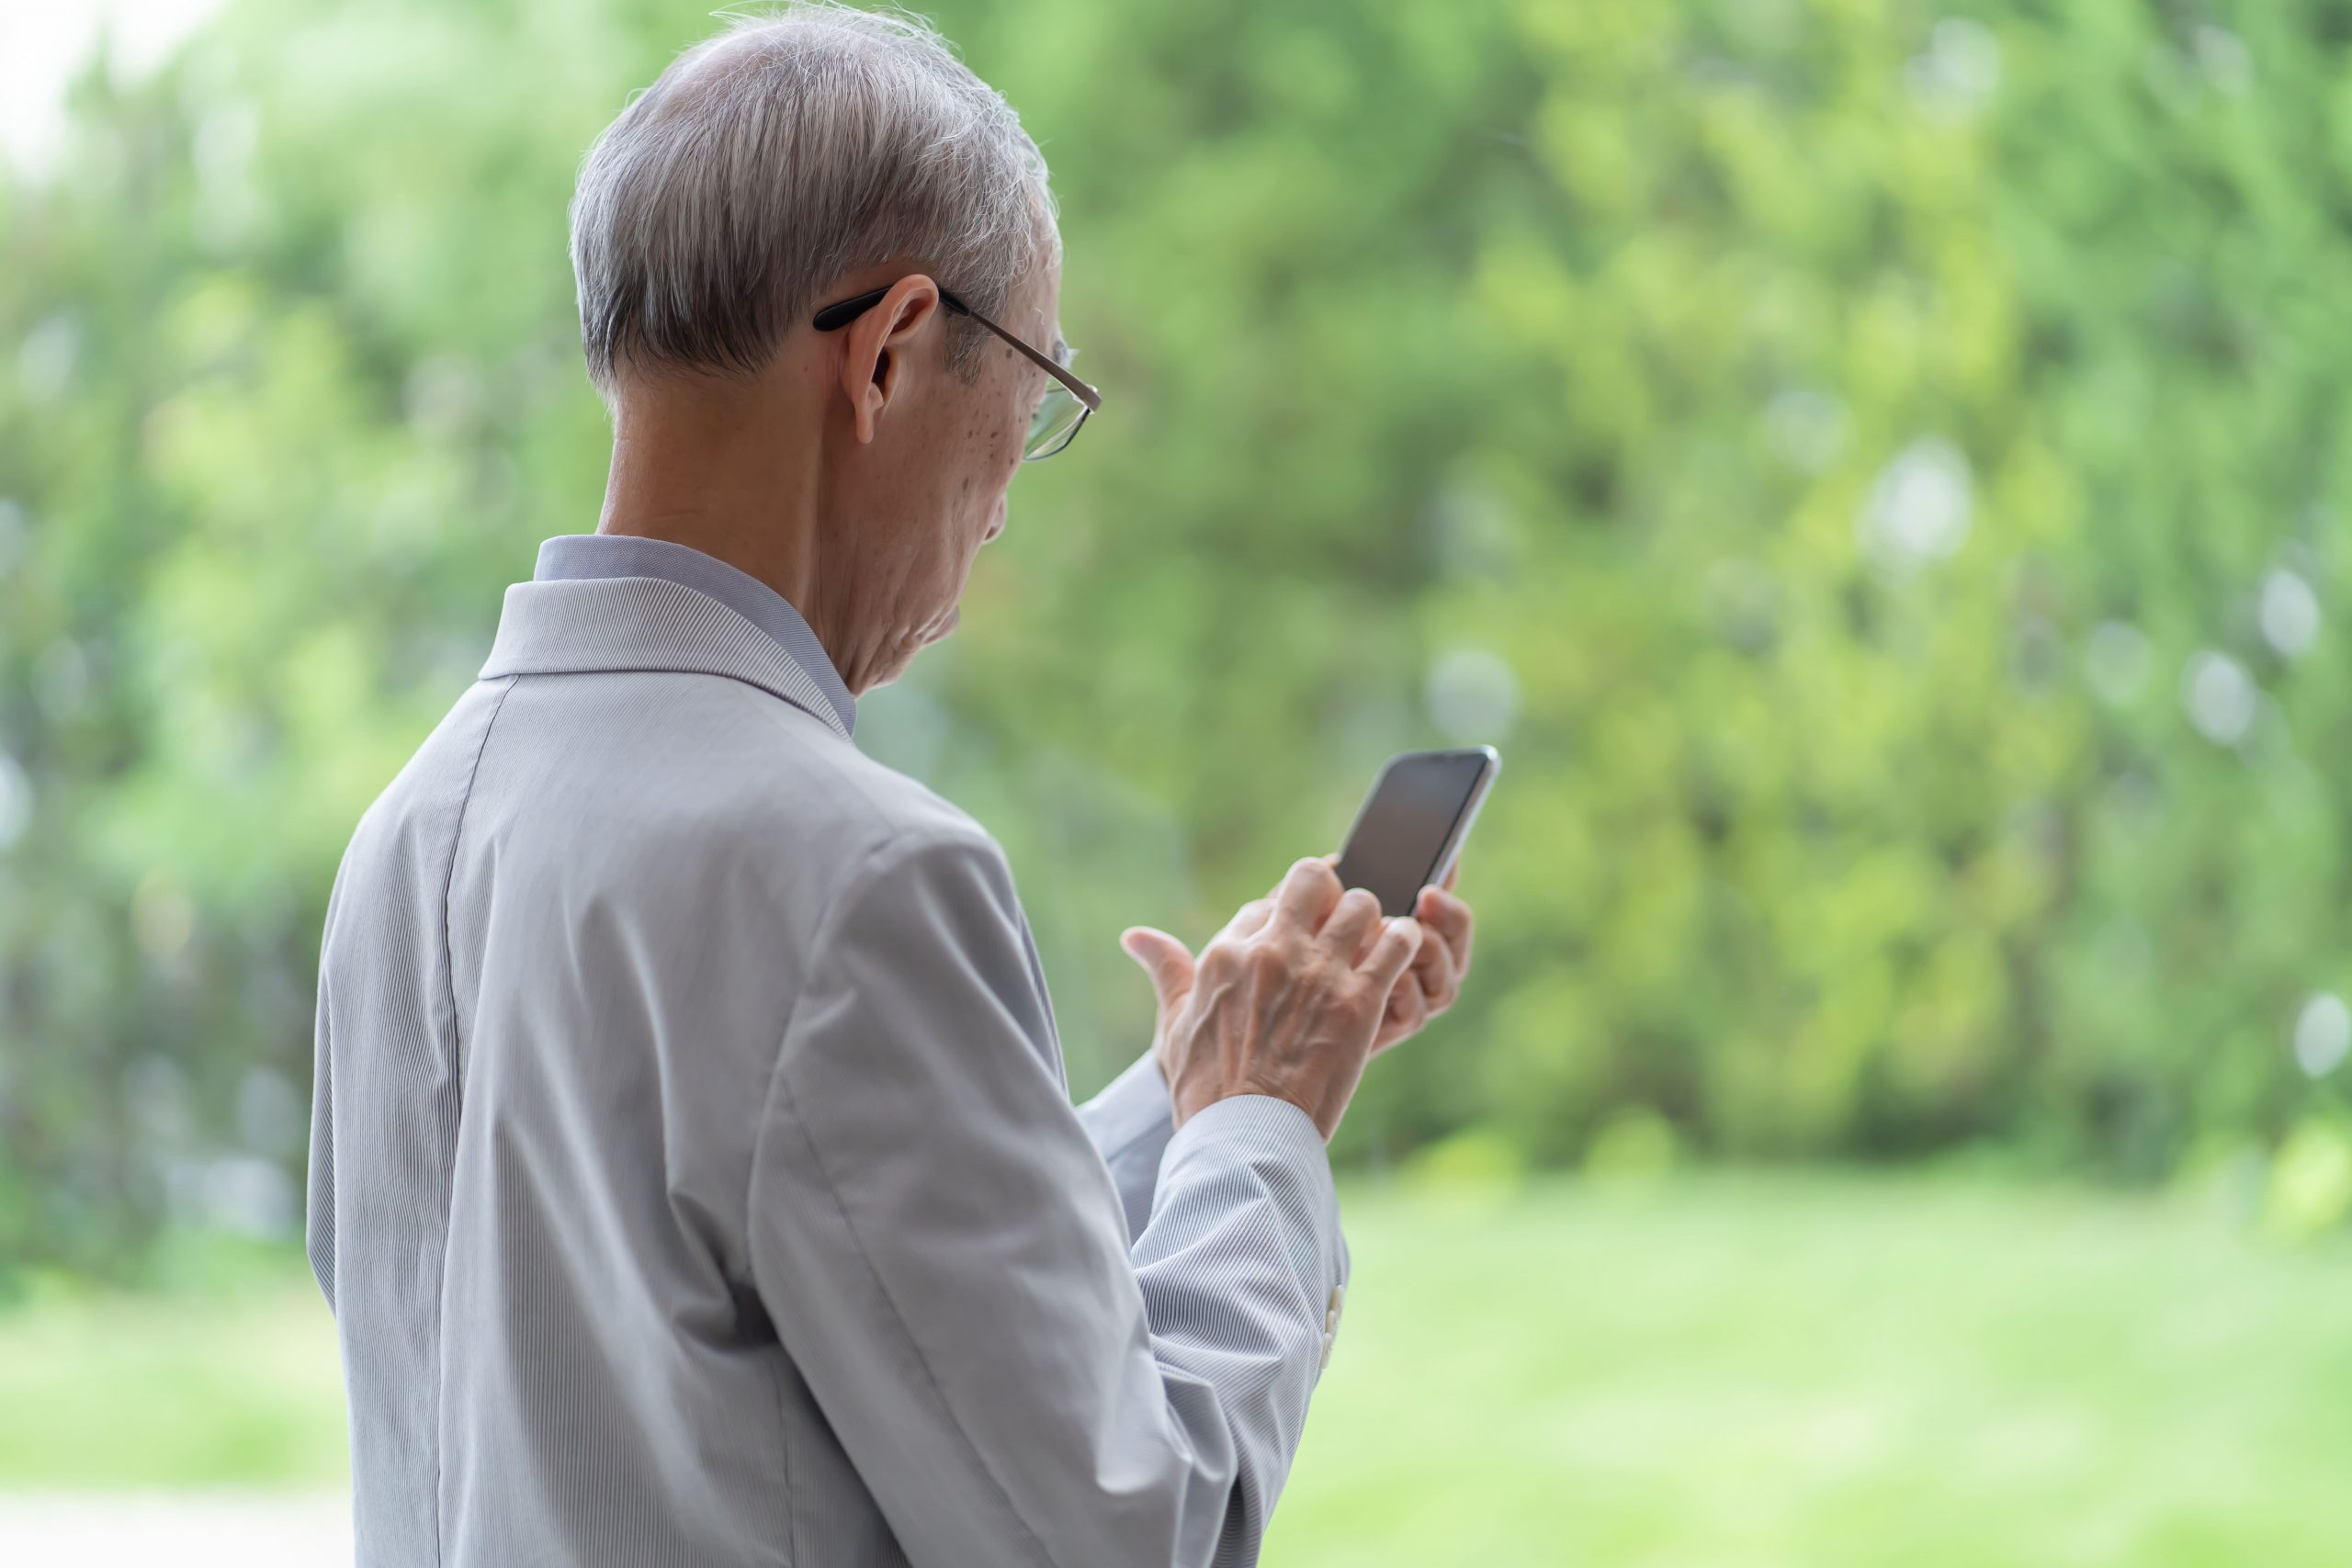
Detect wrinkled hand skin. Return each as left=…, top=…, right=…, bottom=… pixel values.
left=1120, top=856, right=1477, bottom=1141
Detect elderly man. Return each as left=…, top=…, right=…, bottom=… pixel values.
left=305, top=6, right=1476, bottom=1565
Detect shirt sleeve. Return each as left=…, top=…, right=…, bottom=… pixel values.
left=745, top=829, right=1347, bottom=1568
left=1076, top=1051, right=1177, bottom=1243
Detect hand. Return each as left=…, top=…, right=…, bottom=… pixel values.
left=1367, top=862, right=1475, bottom=1055
left=1119, top=858, right=1424, bottom=1141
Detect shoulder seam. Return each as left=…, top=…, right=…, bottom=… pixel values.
left=430, top=671, right=518, bottom=1568
left=438, top=675, right=518, bottom=1114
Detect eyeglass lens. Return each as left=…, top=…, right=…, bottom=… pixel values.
left=1025, top=381, right=1086, bottom=461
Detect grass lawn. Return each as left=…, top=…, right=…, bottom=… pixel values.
left=5, top=1174, right=2349, bottom=1566
left=0, top=1249, right=346, bottom=1492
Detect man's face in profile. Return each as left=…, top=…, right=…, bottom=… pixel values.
left=824, top=257, right=1064, bottom=691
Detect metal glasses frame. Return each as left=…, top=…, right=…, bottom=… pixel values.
left=811, top=283, right=1101, bottom=460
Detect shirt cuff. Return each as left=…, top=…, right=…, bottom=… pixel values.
left=1083, top=1050, right=1176, bottom=1161
left=1159, top=1093, right=1347, bottom=1292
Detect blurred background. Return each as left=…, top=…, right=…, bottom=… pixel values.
left=5, top=0, right=2351, bottom=1561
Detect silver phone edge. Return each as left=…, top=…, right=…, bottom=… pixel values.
left=1426, top=746, right=1500, bottom=894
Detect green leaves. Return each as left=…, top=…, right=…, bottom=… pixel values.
left=5, top=0, right=2350, bottom=1271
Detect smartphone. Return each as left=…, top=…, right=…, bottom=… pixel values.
left=1333, top=747, right=1500, bottom=918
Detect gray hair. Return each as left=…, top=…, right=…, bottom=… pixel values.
left=569, top=2, right=1058, bottom=402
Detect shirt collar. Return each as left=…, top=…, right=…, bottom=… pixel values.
left=530, top=534, right=855, bottom=736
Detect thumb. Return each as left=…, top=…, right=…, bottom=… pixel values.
left=1119, top=926, right=1196, bottom=1015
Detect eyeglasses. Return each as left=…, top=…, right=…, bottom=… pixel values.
left=811, top=283, right=1101, bottom=461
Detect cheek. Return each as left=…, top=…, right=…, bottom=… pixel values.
left=956, top=404, right=1024, bottom=501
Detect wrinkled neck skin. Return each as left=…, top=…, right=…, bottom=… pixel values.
left=593, top=355, right=933, bottom=697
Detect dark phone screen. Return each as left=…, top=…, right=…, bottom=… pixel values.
left=1334, top=752, right=1491, bottom=918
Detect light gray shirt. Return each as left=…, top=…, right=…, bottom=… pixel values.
left=305, top=540, right=1351, bottom=1567
left=532, top=531, right=859, bottom=736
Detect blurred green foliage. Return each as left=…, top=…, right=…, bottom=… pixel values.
left=5, top=0, right=2352, bottom=1273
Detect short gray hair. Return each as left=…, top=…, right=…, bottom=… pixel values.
left=569, top=3, right=1057, bottom=401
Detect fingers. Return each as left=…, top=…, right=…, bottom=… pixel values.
left=1271, top=855, right=1344, bottom=933
left=1370, top=918, right=1458, bottom=1053
left=1319, top=886, right=1383, bottom=956
left=1414, top=886, right=1475, bottom=980
left=1404, top=919, right=1460, bottom=1011
left=1384, top=964, right=1431, bottom=1039
left=1216, top=897, right=1274, bottom=944
left=1118, top=927, right=1196, bottom=1010
left=1359, top=916, right=1424, bottom=992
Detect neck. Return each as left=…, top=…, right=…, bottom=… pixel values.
left=594, top=383, right=850, bottom=667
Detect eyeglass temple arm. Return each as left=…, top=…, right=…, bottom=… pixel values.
left=811, top=287, right=1099, bottom=412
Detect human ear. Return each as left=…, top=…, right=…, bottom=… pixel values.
left=837, top=276, right=943, bottom=445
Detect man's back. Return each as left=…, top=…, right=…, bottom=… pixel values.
left=308, top=569, right=1358, bottom=1568
left=311, top=635, right=986, bottom=1562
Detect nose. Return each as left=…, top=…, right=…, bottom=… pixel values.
left=983, top=508, right=1005, bottom=544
